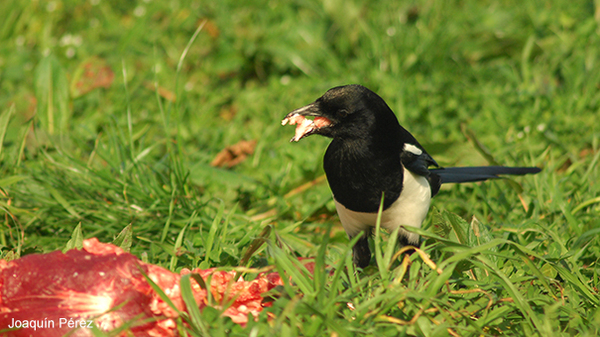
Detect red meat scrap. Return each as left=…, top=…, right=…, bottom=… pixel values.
left=0, top=238, right=187, bottom=336
left=183, top=268, right=271, bottom=325
left=0, top=238, right=300, bottom=336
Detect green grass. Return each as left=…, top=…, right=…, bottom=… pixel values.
left=1, top=0, right=600, bottom=335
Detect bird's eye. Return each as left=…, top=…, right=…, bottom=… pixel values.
left=338, top=109, right=349, bottom=118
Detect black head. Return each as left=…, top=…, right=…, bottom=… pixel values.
left=282, top=85, right=401, bottom=142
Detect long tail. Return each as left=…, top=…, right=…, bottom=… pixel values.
left=430, top=166, right=541, bottom=184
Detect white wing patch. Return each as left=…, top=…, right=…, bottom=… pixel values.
left=334, top=167, right=431, bottom=244
left=403, top=143, right=423, bottom=156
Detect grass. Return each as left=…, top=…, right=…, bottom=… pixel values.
left=1, top=0, right=599, bottom=335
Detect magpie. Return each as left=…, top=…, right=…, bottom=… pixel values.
left=282, top=84, right=541, bottom=268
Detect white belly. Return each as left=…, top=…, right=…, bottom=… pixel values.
left=334, top=167, right=432, bottom=244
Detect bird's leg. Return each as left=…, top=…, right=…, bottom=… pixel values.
left=397, top=234, right=410, bottom=247
left=397, top=233, right=419, bottom=255
left=352, top=231, right=372, bottom=268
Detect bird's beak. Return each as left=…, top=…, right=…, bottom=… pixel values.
left=281, top=103, right=333, bottom=142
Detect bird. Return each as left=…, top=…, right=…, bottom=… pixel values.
left=282, top=84, right=541, bottom=268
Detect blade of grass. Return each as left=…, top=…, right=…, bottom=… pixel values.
left=0, top=175, right=28, bottom=188
left=113, top=224, right=133, bottom=251
left=552, top=262, right=599, bottom=306
left=170, top=223, right=188, bottom=271
left=173, top=20, right=207, bottom=155
left=476, top=255, right=541, bottom=331
left=383, top=226, right=400, bottom=270
left=373, top=192, right=388, bottom=281
left=180, top=273, right=209, bottom=335
left=0, top=104, right=15, bottom=160
left=324, top=239, right=352, bottom=312
left=63, top=223, right=83, bottom=252
left=34, top=54, right=70, bottom=135
left=314, top=222, right=331, bottom=300
left=239, top=225, right=271, bottom=267
left=269, top=241, right=315, bottom=296
left=15, top=118, right=33, bottom=167
left=138, top=265, right=185, bottom=319
left=44, top=182, right=81, bottom=219
left=160, top=186, right=177, bottom=243
left=121, top=59, right=134, bottom=163
left=201, top=201, right=225, bottom=267
left=425, top=261, right=456, bottom=297
left=218, top=202, right=237, bottom=257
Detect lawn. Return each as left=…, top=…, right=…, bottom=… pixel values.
left=1, top=0, right=599, bottom=335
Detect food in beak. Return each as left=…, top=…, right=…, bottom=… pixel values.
left=282, top=114, right=332, bottom=142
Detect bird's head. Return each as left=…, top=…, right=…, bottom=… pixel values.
left=282, top=84, right=398, bottom=142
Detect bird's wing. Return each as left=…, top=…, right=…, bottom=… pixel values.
left=400, top=143, right=438, bottom=177
left=400, top=143, right=442, bottom=196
